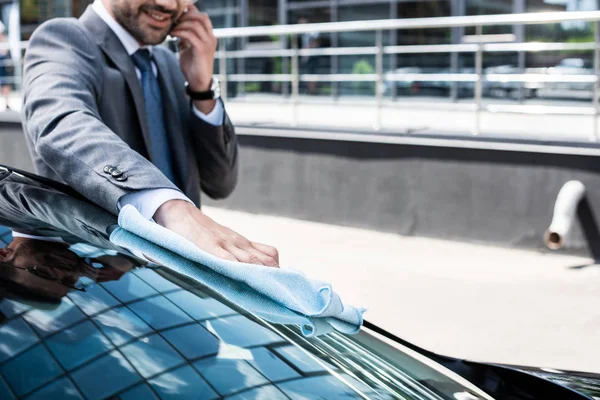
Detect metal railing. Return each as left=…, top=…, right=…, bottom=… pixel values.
left=212, top=10, right=600, bottom=139
left=0, top=42, right=28, bottom=88
left=6, top=12, right=600, bottom=139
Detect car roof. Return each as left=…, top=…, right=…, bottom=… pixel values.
left=0, top=166, right=558, bottom=399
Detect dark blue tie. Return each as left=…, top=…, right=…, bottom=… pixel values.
left=131, top=49, right=176, bottom=183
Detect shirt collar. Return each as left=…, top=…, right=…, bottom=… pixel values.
left=92, top=0, right=152, bottom=56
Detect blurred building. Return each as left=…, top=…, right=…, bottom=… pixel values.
left=13, top=1, right=581, bottom=41
left=11, top=0, right=600, bottom=97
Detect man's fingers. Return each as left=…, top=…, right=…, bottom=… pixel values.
left=247, top=247, right=279, bottom=268
left=185, top=11, right=214, bottom=33
left=171, top=25, right=213, bottom=53
left=251, top=242, right=280, bottom=264
left=174, top=11, right=214, bottom=40
left=178, top=10, right=214, bottom=32
left=221, top=230, right=278, bottom=267
left=202, top=241, right=238, bottom=262
left=223, top=243, right=264, bottom=265
left=172, top=20, right=210, bottom=38
left=199, top=12, right=214, bottom=33
left=156, top=202, right=279, bottom=267
left=171, top=20, right=215, bottom=48
left=170, top=29, right=204, bottom=53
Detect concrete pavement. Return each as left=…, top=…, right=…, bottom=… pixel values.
left=205, top=205, right=600, bottom=374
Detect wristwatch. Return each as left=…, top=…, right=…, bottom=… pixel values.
left=185, top=76, right=221, bottom=101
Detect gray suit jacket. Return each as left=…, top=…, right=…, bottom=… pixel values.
left=21, top=7, right=238, bottom=214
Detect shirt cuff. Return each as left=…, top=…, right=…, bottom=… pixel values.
left=118, top=189, right=193, bottom=221
left=192, top=100, right=224, bottom=126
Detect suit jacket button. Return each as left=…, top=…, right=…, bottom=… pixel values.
left=103, top=165, right=113, bottom=174
left=111, top=169, right=123, bottom=177
left=115, top=174, right=128, bottom=182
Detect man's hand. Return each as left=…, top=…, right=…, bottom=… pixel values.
left=170, top=7, right=217, bottom=115
left=153, top=200, right=279, bottom=267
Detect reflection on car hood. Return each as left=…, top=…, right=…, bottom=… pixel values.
left=0, top=165, right=596, bottom=400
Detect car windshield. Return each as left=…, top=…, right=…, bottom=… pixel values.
left=0, top=166, right=494, bottom=399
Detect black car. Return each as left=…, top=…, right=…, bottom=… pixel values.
left=0, top=164, right=598, bottom=400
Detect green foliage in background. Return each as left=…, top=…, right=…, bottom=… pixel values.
left=244, top=82, right=261, bottom=93
left=352, top=59, right=374, bottom=94
left=21, top=0, right=41, bottom=22
left=352, top=59, right=373, bottom=75
left=273, top=58, right=283, bottom=74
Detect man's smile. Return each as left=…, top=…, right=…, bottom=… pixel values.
left=141, top=8, right=174, bottom=29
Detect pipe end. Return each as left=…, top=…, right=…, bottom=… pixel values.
left=545, top=230, right=564, bottom=250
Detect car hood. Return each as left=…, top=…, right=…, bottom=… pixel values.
left=0, top=164, right=596, bottom=400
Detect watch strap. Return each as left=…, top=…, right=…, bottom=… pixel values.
left=186, top=84, right=215, bottom=101
left=186, top=77, right=220, bottom=101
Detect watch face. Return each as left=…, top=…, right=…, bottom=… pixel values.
left=211, top=77, right=221, bottom=100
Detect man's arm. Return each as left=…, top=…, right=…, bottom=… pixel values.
left=189, top=99, right=238, bottom=198
left=22, top=19, right=179, bottom=214
left=170, top=10, right=239, bottom=200
left=189, top=104, right=239, bottom=199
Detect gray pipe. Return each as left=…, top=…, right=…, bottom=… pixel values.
left=544, top=180, right=586, bottom=250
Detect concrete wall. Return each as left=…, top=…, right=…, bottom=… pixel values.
left=206, top=133, right=600, bottom=258
left=0, top=122, right=34, bottom=172
left=3, top=120, right=600, bottom=257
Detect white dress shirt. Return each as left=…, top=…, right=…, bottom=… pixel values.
left=93, top=0, right=222, bottom=219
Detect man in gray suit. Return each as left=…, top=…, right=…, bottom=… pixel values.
left=21, top=0, right=279, bottom=266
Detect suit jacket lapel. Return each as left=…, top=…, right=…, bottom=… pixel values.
left=79, top=7, right=152, bottom=156
left=153, top=51, right=191, bottom=189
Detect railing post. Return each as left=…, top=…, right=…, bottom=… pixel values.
left=375, top=29, right=384, bottom=131
left=514, top=0, right=526, bottom=104
left=593, top=21, right=600, bottom=142
left=219, top=41, right=228, bottom=102
left=291, top=34, right=299, bottom=127
left=450, top=0, right=465, bottom=103
left=474, top=24, right=483, bottom=136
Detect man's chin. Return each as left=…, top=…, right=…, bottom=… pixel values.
left=137, top=21, right=172, bottom=44
left=127, top=20, right=171, bottom=45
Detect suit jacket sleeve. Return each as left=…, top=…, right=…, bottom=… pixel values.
left=21, top=19, right=180, bottom=215
left=188, top=102, right=239, bottom=199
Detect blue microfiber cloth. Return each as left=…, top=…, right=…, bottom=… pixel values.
left=110, top=205, right=364, bottom=335
left=126, top=235, right=351, bottom=337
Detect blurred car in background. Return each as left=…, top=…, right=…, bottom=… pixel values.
left=484, top=65, right=532, bottom=99
left=384, top=58, right=595, bottom=102
left=480, top=58, right=594, bottom=100
left=533, top=58, right=594, bottom=100
left=384, top=67, right=476, bottom=98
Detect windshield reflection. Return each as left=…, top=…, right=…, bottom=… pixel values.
left=0, top=239, right=88, bottom=301
left=0, top=238, right=141, bottom=303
